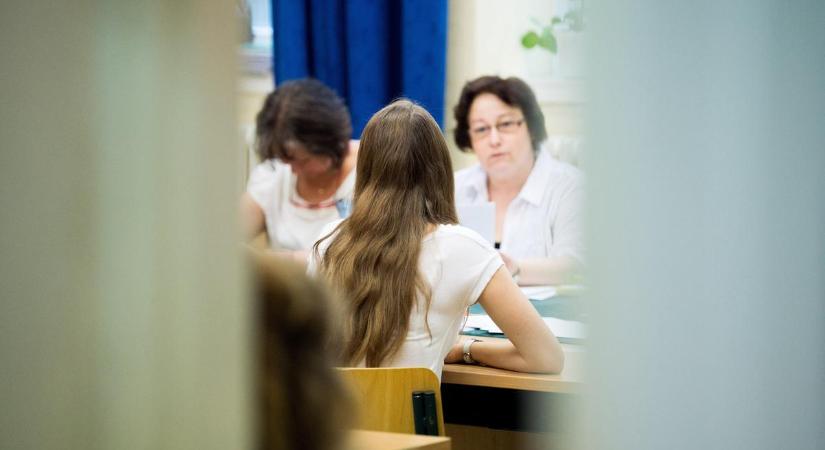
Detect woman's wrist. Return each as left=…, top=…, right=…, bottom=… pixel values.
left=462, top=338, right=482, bottom=364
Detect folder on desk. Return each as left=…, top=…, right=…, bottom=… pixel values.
left=463, top=314, right=587, bottom=343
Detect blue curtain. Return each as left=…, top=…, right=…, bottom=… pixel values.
left=272, top=0, right=448, bottom=137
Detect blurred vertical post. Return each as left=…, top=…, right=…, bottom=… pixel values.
left=1, top=2, right=246, bottom=450
left=580, top=2, right=825, bottom=450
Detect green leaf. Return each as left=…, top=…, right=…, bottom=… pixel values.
left=538, top=29, right=557, bottom=53
left=551, top=16, right=563, bottom=25
left=521, top=31, right=539, bottom=49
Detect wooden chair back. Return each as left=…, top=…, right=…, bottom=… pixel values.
left=338, top=367, right=445, bottom=436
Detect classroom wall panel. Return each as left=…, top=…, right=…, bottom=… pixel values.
left=0, top=2, right=248, bottom=449
left=580, top=2, right=825, bottom=450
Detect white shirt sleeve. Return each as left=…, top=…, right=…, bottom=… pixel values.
left=246, top=162, right=276, bottom=212
left=548, top=180, right=585, bottom=262
left=306, top=246, right=319, bottom=277
left=444, top=227, right=504, bottom=307
left=467, top=250, right=503, bottom=307
left=306, top=219, right=343, bottom=277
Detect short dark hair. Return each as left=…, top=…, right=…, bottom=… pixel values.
left=255, top=78, right=352, bottom=168
left=452, top=76, right=547, bottom=152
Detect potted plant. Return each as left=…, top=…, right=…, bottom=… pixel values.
left=521, top=9, right=584, bottom=54
left=520, top=3, right=585, bottom=78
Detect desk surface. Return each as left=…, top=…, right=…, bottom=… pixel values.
left=348, top=430, right=451, bottom=450
left=441, top=343, right=583, bottom=394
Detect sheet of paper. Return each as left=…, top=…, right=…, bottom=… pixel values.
left=463, top=314, right=587, bottom=341
left=542, top=317, right=587, bottom=340
left=456, top=202, right=495, bottom=245
left=520, top=285, right=557, bottom=300
left=464, top=315, right=502, bottom=333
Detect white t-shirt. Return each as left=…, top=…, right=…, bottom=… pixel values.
left=309, top=222, right=503, bottom=379
left=246, top=160, right=356, bottom=251
left=454, top=148, right=584, bottom=262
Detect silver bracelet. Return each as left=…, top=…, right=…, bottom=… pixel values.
left=462, top=338, right=482, bottom=364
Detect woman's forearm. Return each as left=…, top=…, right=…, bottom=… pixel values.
left=517, top=255, right=581, bottom=286
left=465, top=338, right=564, bottom=374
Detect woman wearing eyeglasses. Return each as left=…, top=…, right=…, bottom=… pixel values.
left=453, top=76, right=584, bottom=286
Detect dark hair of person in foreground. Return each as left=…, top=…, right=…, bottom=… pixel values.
left=252, top=251, right=352, bottom=450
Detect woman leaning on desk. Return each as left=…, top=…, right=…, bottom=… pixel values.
left=453, top=76, right=584, bottom=285
left=310, top=100, right=564, bottom=376
left=240, top=78, right=359, bottom=267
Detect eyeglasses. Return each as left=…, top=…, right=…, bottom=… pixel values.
left=469, top=118, right=525, bottom=140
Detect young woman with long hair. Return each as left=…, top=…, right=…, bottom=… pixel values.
left=311, top=100, right=563, bottom=377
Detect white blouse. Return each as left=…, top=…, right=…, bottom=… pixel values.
left=454, top=149, right=585, bottom=263
left=246, top=160, right=356, bottom=251
left=309, top=222, right=503, bottom=379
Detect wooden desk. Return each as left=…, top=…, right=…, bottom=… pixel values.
left=348, top=429, right=451, bottom=450
left=440, top=343, right=583, bottom=450
left=441, top=344, right=583, bottom=394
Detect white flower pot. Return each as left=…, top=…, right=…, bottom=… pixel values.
left=524, top=47, right=559, bottom=82
left=556, top=30, right=584, bottom=78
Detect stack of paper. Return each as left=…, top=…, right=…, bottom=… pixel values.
left=463, top=314, right=587, bottom=342
left=520, top=285, right=557, bottom=300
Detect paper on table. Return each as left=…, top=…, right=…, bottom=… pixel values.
left=543, top=317, right=587, bottom=340
left=520, top=285, right=557, bottom=300
left=463, top=314, right=587, bottom=341
left=456, top=202, right=495, bottom=245
left=464, top=315, right=501, bottom=333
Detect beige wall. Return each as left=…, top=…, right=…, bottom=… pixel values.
left=238, top=74, right=273, bottom=127
left=237, top=74, right=274, bottom=181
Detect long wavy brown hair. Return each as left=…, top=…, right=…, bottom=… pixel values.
left=315, top=99, right=458, bottom=367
